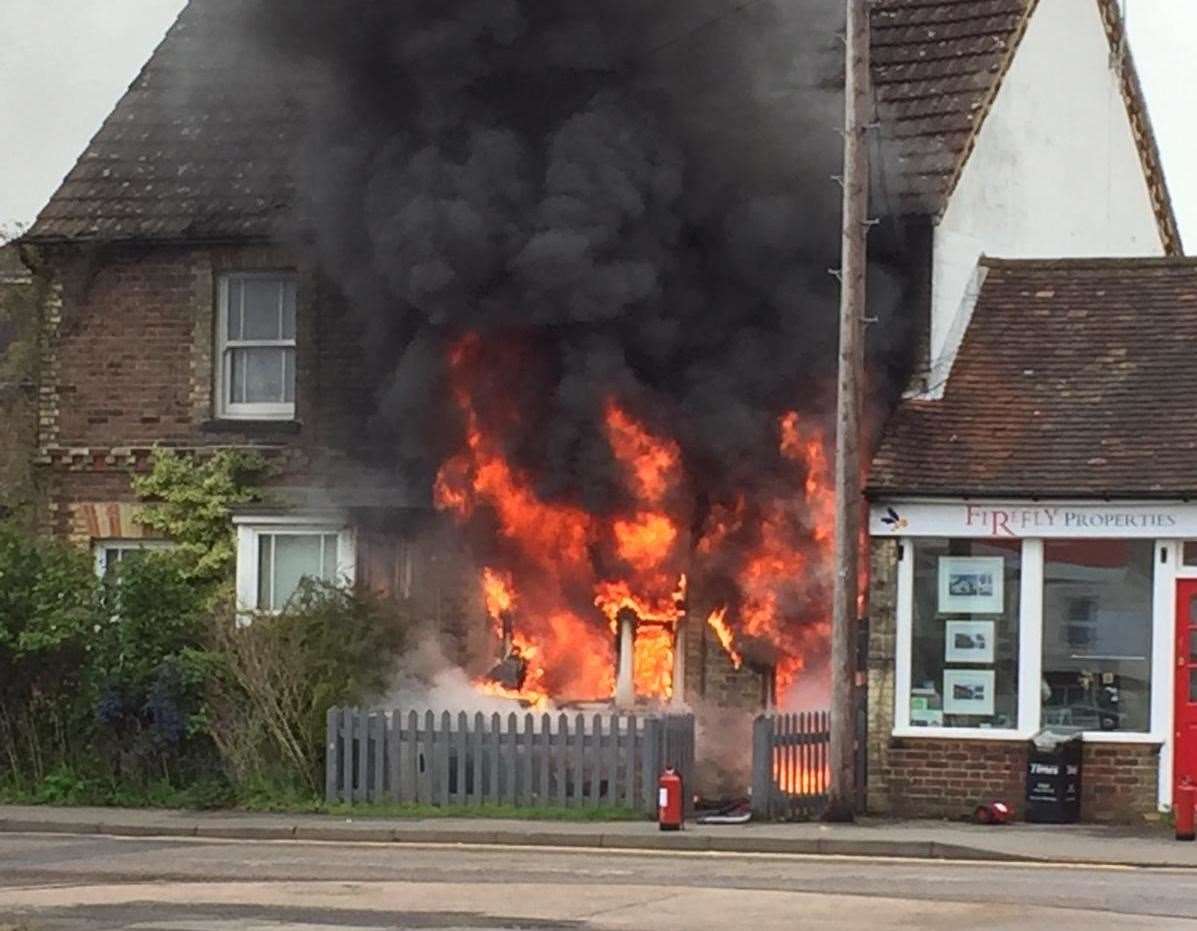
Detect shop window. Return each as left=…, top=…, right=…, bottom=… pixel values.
left=1040, top=540, right=1153, bottom=733
left=909, top=538, right=1021, bottom=729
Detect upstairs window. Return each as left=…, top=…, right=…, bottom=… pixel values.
left=217, top=274, right=297, bottom=420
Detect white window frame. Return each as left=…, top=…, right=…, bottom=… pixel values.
left=233, top=516, right=355, bottom=615
left=93, top=539, right=173, bottom=578
left=216, top=272, right=298, bottom=421
left=893, top=535, right=1169, bottom=746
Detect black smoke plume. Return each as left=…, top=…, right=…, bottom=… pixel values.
left=244, top=0, right=918, bottom=684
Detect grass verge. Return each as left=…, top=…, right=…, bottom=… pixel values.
left=0, top=777, right=647, bottom=822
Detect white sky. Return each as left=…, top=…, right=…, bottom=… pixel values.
left=0, top=0, right=1195, bottom=245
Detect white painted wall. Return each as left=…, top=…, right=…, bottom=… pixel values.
left=930, top=0, right=1166, bottom=367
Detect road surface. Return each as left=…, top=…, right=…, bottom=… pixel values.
left=2, top=831, right=1195, bottom=929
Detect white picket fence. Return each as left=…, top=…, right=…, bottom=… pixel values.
left=326, top=708, right=695, bottom=815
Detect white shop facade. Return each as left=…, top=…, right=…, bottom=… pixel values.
left=869, top=498, right=1197, bottom=811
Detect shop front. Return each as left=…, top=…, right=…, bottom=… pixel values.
left=866, top=499, right=1197, bottom=822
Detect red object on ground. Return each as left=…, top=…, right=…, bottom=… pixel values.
left=658, top=767, right=683, bottom=831
left=1176, top=782, right=1195, bottom=841
left=974, top=801, right=1011, bottom=825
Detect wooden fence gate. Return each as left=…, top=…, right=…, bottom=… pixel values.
left=750, top=711, right=831, bottom=819
left=326, top=708, right=695, bottom=816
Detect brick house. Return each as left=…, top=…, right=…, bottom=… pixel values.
left=0, top=243, right=37, bottom=520
left=15, top=1, right=469, bottom=641
left=865, top=0, right=1191, bottom=822
left=8, top=0, right=1192, bottom=812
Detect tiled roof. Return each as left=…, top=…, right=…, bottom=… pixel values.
left=25, top=0, right=297, bottom=243
left=24, top=0, right=1183, bottom=249
left=0, top=244, right=30, bottom=285
left=868, top=257, right=1197, bottom=498
left=871, top=0, right=1033, bottom=216
left=870, top=0, right=1182, bottom=254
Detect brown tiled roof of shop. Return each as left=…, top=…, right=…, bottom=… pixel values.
left=868, top=257, right=1197, bottom=498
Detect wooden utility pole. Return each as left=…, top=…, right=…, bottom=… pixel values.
left=826, top=0, right=870, bottom=822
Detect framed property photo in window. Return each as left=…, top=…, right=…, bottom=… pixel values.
left=938, top=555, right=1004, bottom=614
left=944, top=620, right=994, bottom=664
left=943, top=669, right=995, bottom=716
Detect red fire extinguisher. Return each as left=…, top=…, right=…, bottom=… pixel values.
left=1176, top=779, right=1195, bottom=841
left=658, top=766, right=684, bottom=831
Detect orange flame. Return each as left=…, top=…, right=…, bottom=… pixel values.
left=773, top=758, right=830, bottom=795
left=633, top=623, right=675, bottom=700
left=605, top=402, right=681, bottom=506
left=613, top=511, right=678, bottom=572
left=481, top=567, right=516, bottom=627
left=437, top=334, right=835, bottom=711
left=698, top=412, right=834, bottom=696
left=475, top=630, right=551, bottom=711
left=706, top=607, right=742, bottom=670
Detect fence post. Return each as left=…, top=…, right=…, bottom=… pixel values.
left=751, top=714, right=773, bottom=820
left=642, top=716, right=661, bottom=816
left=325, top=706, right=339, bottom=805
left=555, top=713, right=569, bottom=806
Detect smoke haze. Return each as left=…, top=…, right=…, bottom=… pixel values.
left=241, top=0, right=918, bottom=697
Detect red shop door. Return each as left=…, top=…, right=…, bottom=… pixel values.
left=1175, top=580, right=1197, bottom=797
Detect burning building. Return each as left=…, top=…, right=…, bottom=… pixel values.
left=15, top=0, right=924, bottom=794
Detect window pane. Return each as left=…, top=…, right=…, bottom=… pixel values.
left=243, top=278, right=284, bottom=340
left=230, top=347, right=287, bottom=404
left=322, top=535, right=338, bottom=580
left=1191, top=669, right=1197, bottom=703
left=257, top=536, right=273, bottom=610
left=910, top=538, right=1021, bottom=729
left=1041, top=540, right=1153, bottom=733
left=1184, top=542, right=1197, bottom=567
left=226, top=279, right=244, bottom=340
left=271, top=535, right=325, bottom=610
left=282, top=279, right=297, bottom=340
left=283, top=348, right=295, bottom=404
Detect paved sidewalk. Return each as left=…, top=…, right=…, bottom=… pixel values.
left=0, top=804, right=1191, bottom=867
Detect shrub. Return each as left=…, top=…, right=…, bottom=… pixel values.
left=132, top=448, right=266, bottom=584
left=88, top=552, right=217, bottom=784
left=205, top=580, right=412, bottom=793
left=0, top=523, right=98, bottom=784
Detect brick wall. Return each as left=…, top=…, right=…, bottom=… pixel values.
left=0, top=245, right=37, bottom=521
left=878, top=738, right=1159, bottom=822
left=24, top=241, right=386, bottom=535
left=866, top=538, right=1161, bottom=822
left=33, top=243, right=374, bottom=453
left=1082, top=742, right=1161, bottom=822
left=881, top=738, right=1029, bottom=817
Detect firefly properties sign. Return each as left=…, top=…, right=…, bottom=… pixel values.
left=869, top=500, right=1197, bottom=539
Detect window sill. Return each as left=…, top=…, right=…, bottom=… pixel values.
left=892, top=726, right=1163, bottom=744
left=892, top=726, right=1029, bottom=741
left=202, top=419, right=301, bottom=436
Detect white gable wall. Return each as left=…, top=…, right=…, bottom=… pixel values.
left=930, top=0, right=1165, bottom=368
